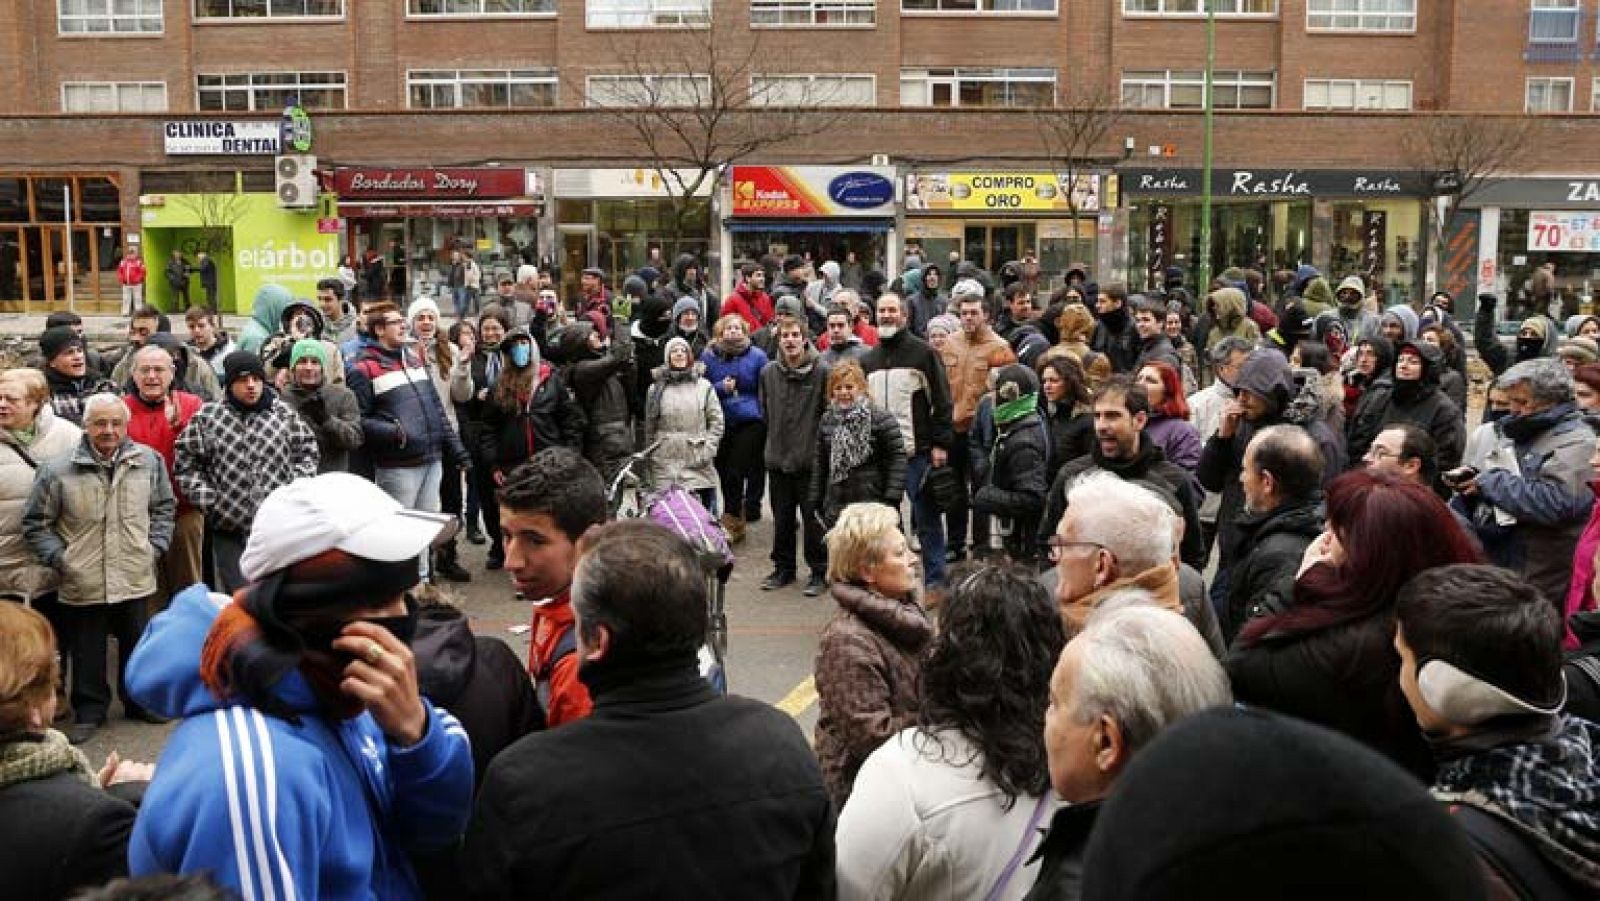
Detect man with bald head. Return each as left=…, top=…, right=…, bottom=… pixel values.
left=1224, top=425, right=1325, bottom=641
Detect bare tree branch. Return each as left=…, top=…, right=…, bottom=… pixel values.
left=173, top=173, right=248, bottom=255
left=576, top=21, right=851, bottom=242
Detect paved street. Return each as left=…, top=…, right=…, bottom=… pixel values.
left=81, top=512, right=835, bottom=767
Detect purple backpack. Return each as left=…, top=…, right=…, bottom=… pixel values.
left=646, top=487, right=734, bottom=570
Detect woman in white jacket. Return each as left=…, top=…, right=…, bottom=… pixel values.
left=836, top=563, right=1067, bottom=901
left=645, top=336, right=724, bottom=512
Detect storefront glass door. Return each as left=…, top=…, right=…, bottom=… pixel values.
left=560, top=227, right=595, bottom=307
left=963, top=223, right=1036, bottom=272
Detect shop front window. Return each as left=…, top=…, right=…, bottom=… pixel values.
left=1330, top=200, right=1421, bottom=307
left=729, top=230, right=885, bottom=284
left=1497, top=208, right=1600, bottom=323
left=0, top=175, right=123, bottom=313
left=1129, top=199, right=1309, bottom=294
left=594, top=198, right=710, bottom=289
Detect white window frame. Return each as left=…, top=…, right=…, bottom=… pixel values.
left=195, top=71, right=348, bottom=111
left=750, top=74, right=876, bottom=106
left=1592, top=77, right=1600, bottom=112
left=899, top=0, right=1056, bottom=16
left=1121, top=0, right=1276, bottom=17
left=1302, top=78, right=1411, bottom=111
left=1529, top=0, right=1580, bottom=43
left=750, top=0, right=874, bottom=27
left=586, top=0, right=709, bottom=28
left=586, top=74, right=713, bottom=106
left=1526, top=76, right=1574, bottom=113
left=900, top=68, right=1057, bottom=107
left=405, top=0, right=555, bottom=16
left=1120, top=69, right=1275, bottom=109
left=406, top=69, right=559, bottom=109
left=1306, top=0, right=1415, bottom=33
left=192, top=0, right=344, bottom=20
left=57, top=0, right=164, bottom=35
left=61, top=80, right=168, bottom=112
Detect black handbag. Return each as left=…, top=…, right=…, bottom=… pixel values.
left=925, top=464, right=967, bottom=513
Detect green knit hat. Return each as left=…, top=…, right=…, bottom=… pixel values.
left=289, top=338, right=327, bottom=369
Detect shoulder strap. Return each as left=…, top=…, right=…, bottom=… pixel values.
left=533, top=626, right=579, bottom=712
left=6, top=441, right=38, bottom=470
left=984, top=793, right=1052, bottom=901
left=1450, top=803, right=1578, bottom=901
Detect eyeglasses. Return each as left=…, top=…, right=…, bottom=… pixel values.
left=1365, top=447, right=1401, bottom=461
left=1046, top=535, right=1107, bottom=564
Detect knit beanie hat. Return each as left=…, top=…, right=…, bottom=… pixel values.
left=927, top=314, right=960, bottom=338
left=289, top=339, right=328, bottom=370
left=1081, top=708, right=1486, bottom=901
left=223, top=350, right=268, bottom=386
left=39, top=325, right=82, bottom=362
left=664, top=336, right=693, bottom=369
left=774, top=295, right=806, bottom=322
left=671, top=296, right=701, bottom=325
left=407, top=296, right=441, bottom=325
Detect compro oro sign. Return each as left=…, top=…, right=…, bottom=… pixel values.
left=164, top=121, right=282, bottom=156
left=906, top=172, right=1101, bottom=213
left=730, top=166, right=896, bottom=217
left=1528, top=211, right=1600, bottom=253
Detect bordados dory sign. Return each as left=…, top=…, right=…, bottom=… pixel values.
left=730, top=166, right=896, bottom=217
left=164, top=121, right=281, bottom=156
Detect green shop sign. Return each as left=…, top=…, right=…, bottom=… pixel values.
left=140, top=192, right=337, bottom=314
left=282, top=105, right=313, bottom=153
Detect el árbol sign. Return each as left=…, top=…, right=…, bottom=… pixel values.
left=731, top=166, right=896, bottom=217
left=333, top=167, right=530, bottom=200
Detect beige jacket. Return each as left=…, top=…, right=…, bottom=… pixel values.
left=940, top=326, right=1015, bottom=434
left=0, top=408, right=81, bottom=603
left=22, top=437, right=175, bottom=605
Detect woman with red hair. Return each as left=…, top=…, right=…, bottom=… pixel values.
left=1135, top=361, right=1201, bottom=475
left=1226, top=470, right=1482, bottom=779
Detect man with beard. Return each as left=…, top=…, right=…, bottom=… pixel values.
left=1091, top=283, right=1141, bottom=373
left=1040, top=375, right=1206, bottom=573
left=1334, top=275, right=1380, bottom=342
left=760, top=315, right=831, bottom=594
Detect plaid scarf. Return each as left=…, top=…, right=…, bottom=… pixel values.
left=1432, top=715, right=1600, bottom=891
left=0, top=730, right=94, bottom=789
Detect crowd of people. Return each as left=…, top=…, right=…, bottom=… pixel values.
left=2, top=251, right=1600, bottom=899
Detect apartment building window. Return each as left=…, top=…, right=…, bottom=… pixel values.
left=197, top=72, right=347, bottom=110
left=1529, top=0, right=1580, bottom=41
left=587, top=74, right=712, bottom=106
left=58, top=0, right=163, bottom=33
left=62, top=81, right=167, bottom=111
left=1306, top=0, right=1414, bottom=33
left=408, top=70, right=557, bottom=108
left=750, top=0, right=873, bottom=26
left=1303, top=78, right=1411, bottom=110
left=1121, top=70, right=1274, bottom=109
left=587, top=0, right=709, bottom=27
left=750, top=74, right=874, bottom=105
left=900, top=69, right=1055, bottom=107
left=901, top=0, right=1054, bottom=13
left=1527, top=76, right=1574, bottom=112
left=1123, top=0, right=1274, bottom=14
left=194, top=0, right=342, bottom=18
left=408, top=0, right=555, bottom=14
left=1593, top=77, right=1600, bottom=111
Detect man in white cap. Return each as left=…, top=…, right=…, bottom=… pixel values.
left=123, top=472, right=474, bottom=900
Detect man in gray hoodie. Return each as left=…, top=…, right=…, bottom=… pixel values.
left=758, top=314, right=830, bottom=595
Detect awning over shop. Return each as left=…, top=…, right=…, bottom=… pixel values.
left=726, top=219, right=893, bottom=233
left=341, top=201, right=542, bottom=219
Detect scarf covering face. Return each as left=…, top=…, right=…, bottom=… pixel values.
left=0, top=729, right=94, bottom=789
left=717, top=330, right=751, bottom=357
left=995, top=391, right=1040, bottom=426
left=1432, top=715, right=1600, bottom=891
left=825, top=396, right=874, bottom=485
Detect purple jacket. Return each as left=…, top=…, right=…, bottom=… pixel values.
left=1145, top=414, right=1202, bottom=475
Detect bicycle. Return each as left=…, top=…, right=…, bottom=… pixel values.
left=606, top=439, right=732, bottom=693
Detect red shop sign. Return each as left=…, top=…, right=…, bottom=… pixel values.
left=333, top=166, right=527, bottom=200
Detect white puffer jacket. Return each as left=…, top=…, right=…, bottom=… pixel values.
left=0, top=407, right=82, bottom=602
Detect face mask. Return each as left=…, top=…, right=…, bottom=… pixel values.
left=1517, top=336, right=1544, bottom=360
left=509, top=342, right=532, bottom=368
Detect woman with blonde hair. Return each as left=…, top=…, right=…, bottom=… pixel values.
left=809, top=360, right=907, bottom=529
left=0, top=600, right=153, bottom=900
left=814, top=502, right=932, bottom=807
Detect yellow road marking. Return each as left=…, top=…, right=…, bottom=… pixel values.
left=776, top=675, right=818, bottom=718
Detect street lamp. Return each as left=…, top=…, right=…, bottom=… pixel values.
left=1198, top=0, right=1216, bottom=293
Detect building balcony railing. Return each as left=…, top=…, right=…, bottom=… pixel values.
left=1526, top=9, right=1586, bottom=62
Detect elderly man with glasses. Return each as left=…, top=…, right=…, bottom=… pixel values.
left=348, top=302, right=471, bottom=585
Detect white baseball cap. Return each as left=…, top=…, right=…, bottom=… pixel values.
left=240, top=473, right=457, bottom=583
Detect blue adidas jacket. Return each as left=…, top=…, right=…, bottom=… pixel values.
left=124, top=585, right=474, bottom=901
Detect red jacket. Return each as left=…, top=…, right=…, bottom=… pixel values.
left=124, top=391, right=203, bottom=512
left=527, top=590, right=592, bottom=727
left=818, top=320, right=880, bottom=350
left=117, top=257, right=146, bottom=287
left=721, top=284, right=774, bottom=331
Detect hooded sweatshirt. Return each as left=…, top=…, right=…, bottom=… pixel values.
left=1335, top=275, right=1381, bottom=342
left=1379, top=304, right=1420, bottom=344
left=1299, top=277, right=1335, bottom=317
left=1203, top=288, right=1261, bottom=354
left=1518, top=315, right=1562, bottom=362
left=1348, top=340, right=1464, bottom=470
left=124, top=585, right=474, bottom=901
left=239, top=284, right=293, bottom=354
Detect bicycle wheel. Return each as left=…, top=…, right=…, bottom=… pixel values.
left=706, top=570, right=728, bottom=687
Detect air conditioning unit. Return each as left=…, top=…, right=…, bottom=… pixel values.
left=275, top=154, right=317, bottom=209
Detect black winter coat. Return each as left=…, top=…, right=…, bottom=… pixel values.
left=560, top=325, right=636, bottom=476
left=1039, top=399, right=1093, bottom=478
left=1090, top=316, right=1140, bottom=373
left=0, top=746, right=143, bottom=901
left=1222, top=498, right=1324, bottom=643
left=460, top=661, right=836, bottom=900
left=1040, top=435, right=1207, bottom=572
left=973, top=413, right=1050, bottom=564
left=1347, top=343, right=1466, bottom=473
left=810, top=405, right=907, bottom=525
left=477, top=364, right=586, bottom=473
left=413, top=607, right=544, bottom=787
left=1226, top=608, right=1434, bottom=780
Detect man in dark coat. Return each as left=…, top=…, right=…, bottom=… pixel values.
left=1346, top=339, right=1464, bottom=473
left=461, top=520, right=835, bottom=900
left=1090, top=283, right=1141, bottom=374
left=1224, top=425, right=1325, bottom=643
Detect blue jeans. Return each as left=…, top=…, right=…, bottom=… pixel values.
left=376, top=460, right=444, bottom=582
left=453, top=286, right=479, bottom=318
left=905, top=452, right=947, bottom=587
